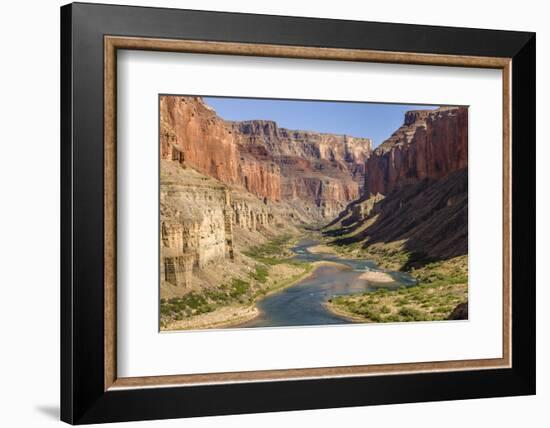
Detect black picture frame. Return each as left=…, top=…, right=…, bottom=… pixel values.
left=61, top=2, right=535, bottom=424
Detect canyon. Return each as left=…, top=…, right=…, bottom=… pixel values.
left=160, top=96, right=373, bottom=293
left=161, top=96, right=372, bottom=218
left=159, top=97, right=469, bottom=328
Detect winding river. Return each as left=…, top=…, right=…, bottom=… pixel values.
left=239, top=239, right=417, bottom=328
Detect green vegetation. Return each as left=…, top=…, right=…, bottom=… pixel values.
left=228, top=278, right=250, bottom=298
left=358, top=244, right=411, bottom=270
left=160, top=277, right=252, bottom=326
left=161, top=292, right=216, bottom=320
left=242, top=234, right=295, bottom=265
left=409, top=257, right=468, bottom=285
left=320, top=239, right=411, bottom=271
left=161, top=234, right=315, bottom=328
left=327, top=255, right=468, bottom=323
left=249, top=265, right=269, bottom=283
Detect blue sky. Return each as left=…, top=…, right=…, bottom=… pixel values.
left=204, top=97, right=439, bottom=147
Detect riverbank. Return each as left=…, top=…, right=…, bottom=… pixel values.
left=164, top=304, right=260, bottom=331
left=325, top=255, right=468, bottom=322
left=358, top=270, right=395, bottom=283
left=163, top=259, right=347, bottom=330
left=160, top=233, right=303, bottom=330
left=162, top=233, right=467, bottom=329
left=312, top=229, right=410, bottom=271
left=324, top=300, right=369, bottom=323
left=308, top=244, right=338, bottom=255
left=232, top=260, right=350, bottom=327
left=161, top=232, right=345, bottom=330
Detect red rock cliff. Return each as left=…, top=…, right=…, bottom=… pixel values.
left=365, top=106, right=468, bottom=195
left=161, top=96, right=373, bottom=217
left=160, top=96, right=282, bottom=201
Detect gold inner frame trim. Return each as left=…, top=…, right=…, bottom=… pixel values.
left=104, top=35, right=512, bottom=391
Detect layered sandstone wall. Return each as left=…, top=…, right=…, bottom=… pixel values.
left=160, top=164, right=232, bottom=287
left=160, top=161, right=278, bottom=289
left=232, top=120, right=372, bottom=217
left=160, top=96, right=373, bottom=218
left=160, top=96, right=282, bottom=201
left=365, top=106, right=468, bottom=195
left=231, top=120, right=372, bottom=169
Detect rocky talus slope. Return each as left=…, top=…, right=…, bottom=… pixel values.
left=325, top=106, right=468, bottom=269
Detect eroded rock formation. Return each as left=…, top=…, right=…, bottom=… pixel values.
left=160, top=96, right=372, bottom=218
left=325, top=106, right=469, bottom=268
left=161, top=96, right=282, bottom=198
left=160, top=161, right=279, bottom=289
left=160, top=163, right=232, bottom=287
left=365, top=107, right=468, bottom=195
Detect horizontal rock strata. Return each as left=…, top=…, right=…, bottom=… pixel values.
left=365, top=107, right=467, bottom=195
left=326, top=106, right=469, bottom=268
left=161, top=96, right=373, bottom=218
left=160, top=161, right=285, bottom=289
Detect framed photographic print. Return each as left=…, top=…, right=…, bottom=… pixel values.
left=60, top=2, right=536, bottom=424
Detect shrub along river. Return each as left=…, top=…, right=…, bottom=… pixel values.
left=238, top=239, right=417, bottom=328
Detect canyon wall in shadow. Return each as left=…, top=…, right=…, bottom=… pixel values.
left=325, top=106, right=468, bottom=269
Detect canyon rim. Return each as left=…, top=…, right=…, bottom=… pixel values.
left=159, top=96, right=469, bottom=331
